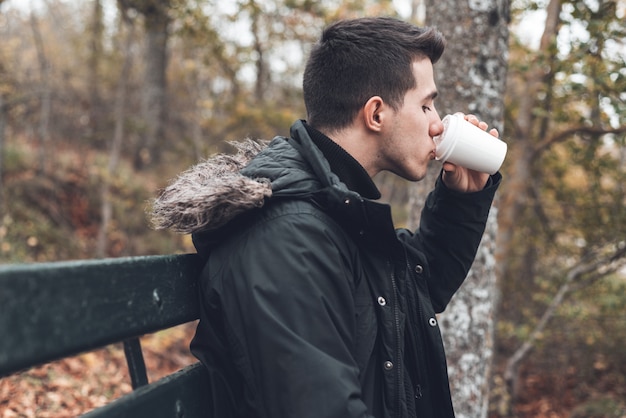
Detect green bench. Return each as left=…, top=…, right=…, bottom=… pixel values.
left=0, top=254, right=211, bottom=417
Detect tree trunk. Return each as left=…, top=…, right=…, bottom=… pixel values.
left=249, top=1, right=268, bottom=104
left=494, top=0, right=562, bottom=294
left=30, top=11, right=52, bottom=176
left=183, top=52, right=206, bottom=161
left=96, top=13, right=136, bottom=258
left=411, top=2, right=510, bottom=417
left=410, top=0, right=425, bottom=23
left=88, top=0, right=104, bottom=146
left=133, top=2, right=170, bottom=169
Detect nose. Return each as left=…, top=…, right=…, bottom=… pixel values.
left=429, top=113, right=444, bottom=138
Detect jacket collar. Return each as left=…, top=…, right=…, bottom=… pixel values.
left=301, top=122, right=381, bottom=200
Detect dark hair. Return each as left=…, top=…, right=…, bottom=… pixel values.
left=303, top=17, right=446, bottom=132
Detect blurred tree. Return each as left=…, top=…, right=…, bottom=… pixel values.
left=96, top=8, right=138, bottom=258
left=245, top=0, right=270, bottom=104
left=0, top=7, right=25, bottom=214
left=88, top=0, right=105, bottom=147
left=29, top=11, right=52, bottom=175
left=412, top=2, right=510, bottom=418
left=118, top=0, right=172, bottom=169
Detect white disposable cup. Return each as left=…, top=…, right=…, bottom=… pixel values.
left=434, top=114, right=507, bottom=175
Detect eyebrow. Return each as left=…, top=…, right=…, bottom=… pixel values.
left=424, top=91, right=438, bottom=101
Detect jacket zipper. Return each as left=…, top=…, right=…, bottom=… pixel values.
left=389, top=259, right=402, bottom=417
left=405, top=249, right=424, bottom=402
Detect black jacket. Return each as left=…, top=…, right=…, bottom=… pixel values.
left=182, top=120, right=501, bottom=418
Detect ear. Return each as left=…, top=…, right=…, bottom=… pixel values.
left=362, top=96, right=385, bottom=133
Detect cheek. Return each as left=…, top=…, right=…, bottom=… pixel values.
left=408, top=113, right=427, bottom=133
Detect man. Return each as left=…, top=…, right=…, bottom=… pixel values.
left=151, top=16, right=502, bottom=418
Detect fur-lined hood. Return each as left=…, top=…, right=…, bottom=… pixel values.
left=149, top=139, right=273, bottom=234
left=149, top=121, right=344, bottom=235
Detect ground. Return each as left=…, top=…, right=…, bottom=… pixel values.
left=0, top=322, right=198, bottom=417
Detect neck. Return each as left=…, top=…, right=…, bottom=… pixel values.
left=304, top=123, right=381, bottom=200
left=320, top=125, right=381, bottom=179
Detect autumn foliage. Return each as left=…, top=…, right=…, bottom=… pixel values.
left=1, top=323, right=197, bottom=417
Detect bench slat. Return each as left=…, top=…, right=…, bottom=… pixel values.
left=0, top=254, right=204, bottom=377
left=82, top=362, right=211, bottom=418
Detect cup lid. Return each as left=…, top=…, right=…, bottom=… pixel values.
left=434, top=114, right=458, bottom=162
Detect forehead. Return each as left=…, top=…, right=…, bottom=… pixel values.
left=411, top=58, right=437, bottom=93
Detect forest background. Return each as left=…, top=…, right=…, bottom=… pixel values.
left=0, top=0, right=625, bottom=417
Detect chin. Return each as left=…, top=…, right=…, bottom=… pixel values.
left=399, top=171, right=426, bottom=182
left=389, top=164, right=428, bottom=182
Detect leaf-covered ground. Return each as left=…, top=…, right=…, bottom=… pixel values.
left=0, top=323, right=198, bottom=417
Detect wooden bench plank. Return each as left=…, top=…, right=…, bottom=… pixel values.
left=82, top=362, right=211, bottom=418
left=0, top=254, right=204, bottom=377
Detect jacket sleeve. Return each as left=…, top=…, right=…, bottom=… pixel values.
left=401, top=172, right=502, bottom=313
left=203, top=210, right=374, bottom=418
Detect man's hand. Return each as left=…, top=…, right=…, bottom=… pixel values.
left=441, top=113, right=499, bottom=193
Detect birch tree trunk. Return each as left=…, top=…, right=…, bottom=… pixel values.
left=96, top=14, right=135, bottom=258
left=408, top=2, right=510, bottom=417
left=30, top=11, right=52, bottom=176
left=88, top=0, right=104, bottom=145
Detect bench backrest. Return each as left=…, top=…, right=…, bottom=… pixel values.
left=0, top=253, right=210, bottom=416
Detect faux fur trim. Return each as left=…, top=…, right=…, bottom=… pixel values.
left=149, top=139, right=272, bottom=234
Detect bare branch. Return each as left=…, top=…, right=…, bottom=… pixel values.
left=569, top=244, right=626, bottom=292
left=534, top=125, right=626, bottom=156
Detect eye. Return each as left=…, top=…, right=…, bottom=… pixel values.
left=422, top=105, right=432, bottom=113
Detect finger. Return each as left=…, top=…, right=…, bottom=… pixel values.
left=464, top=114, right=480, bottom=126
left=442, top=161, right=457, bottom=172
left=489, top=128, right=499, bottom=138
